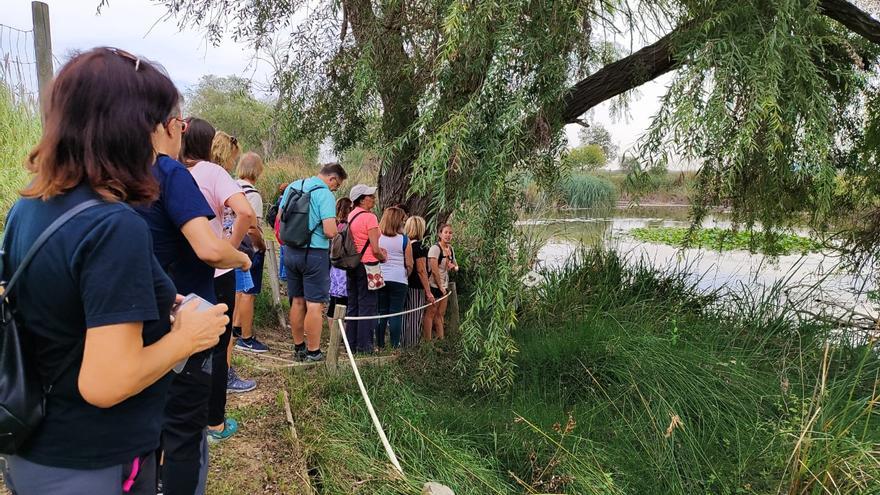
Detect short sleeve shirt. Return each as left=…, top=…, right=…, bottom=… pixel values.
left=428, top=244, right=451, bottom=289
left=135, top=155, right=217, bottom=302
left=279, top=177, right=336, bottom=249
left=237, top=179, right=264, bottom=224
left=348, top=207, right=380, bottom=264
left=408, top=240, right=429, bottom=289
left=3, top=182, right=176, bottom=469
left=188, top=161, right=243, bottom=240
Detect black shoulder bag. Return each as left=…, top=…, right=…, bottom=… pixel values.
left=0, top=199, right=101, bottom=454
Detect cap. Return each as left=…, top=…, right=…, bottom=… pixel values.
left=349, top=184, right=378, bottom=203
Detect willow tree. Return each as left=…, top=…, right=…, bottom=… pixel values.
left=149, top=0, right=880, bottom=389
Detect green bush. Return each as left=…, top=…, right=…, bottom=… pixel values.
left=558, top=173, right=617, bottom=209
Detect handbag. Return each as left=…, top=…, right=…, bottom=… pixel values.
left=364, top=262, right=385, bottom=290
left=0, top=199, right=100, bottom=454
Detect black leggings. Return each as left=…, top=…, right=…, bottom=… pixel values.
left=208, top=271, right=236, bottom=427
left=162, top=355, right=210, bottom=495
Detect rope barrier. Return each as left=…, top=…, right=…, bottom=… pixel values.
left=336, top=318, right=405, bottom=476
left=341, top=291, right=450, bottom=321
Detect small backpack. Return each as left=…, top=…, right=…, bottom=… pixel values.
left=238, top=183, right=264, bottom=255
left=266, top=194, right=282, bottom=228
left=427, top=243, right=455, bottom=276
left=330, top=211, right=370, bottom=270
left=279, top=180, right=323, bottom=249
left=0, top=199, right=99, bottom=454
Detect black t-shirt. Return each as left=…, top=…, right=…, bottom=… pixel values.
left=408, top=240, right=429, bottom=289
left=134, top=154, right=216, bottom=303
left=3, top=183, right=175, bottom=469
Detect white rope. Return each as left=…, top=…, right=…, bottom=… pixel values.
left=336, top=318, right=405, bottom=476
left=342, top=291, right=450, bottom=321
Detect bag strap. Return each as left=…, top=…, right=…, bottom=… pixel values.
left=2, top=199, right=102, bottom=393
left=435, top=243, right=445, bottom=265
left=3, top=199, right=103, bottom=300
left=348, top=211, right=371, bottom=256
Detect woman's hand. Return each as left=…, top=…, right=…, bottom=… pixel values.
left=172, top=301, right=229, bottom=355
left=426, top=292, right=436, bottom=304
left=375, top=247, right=388, bottom=262
left=238, top=251, right=252, bottom=271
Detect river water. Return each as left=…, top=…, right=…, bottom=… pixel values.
left=521, top=206, right=877, bottom=323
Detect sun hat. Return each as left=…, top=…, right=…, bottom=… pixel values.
left=349, top=184, right=378, bottom=203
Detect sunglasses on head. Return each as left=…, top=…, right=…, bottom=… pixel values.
left=107, top=47, right=141, bottom=71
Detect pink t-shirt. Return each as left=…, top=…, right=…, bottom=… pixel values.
left=188, top=161, right=243, bottom=275
left=348, top=207, right=380, bottom=264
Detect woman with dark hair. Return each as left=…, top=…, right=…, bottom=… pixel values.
left=1, top=47, right=229, bottom=494
left=138, top=102, right=250, bottom=495
left=345, top=185, right=387, bottom=353
left=181, top=118, right=257, bottom=444
left=327, top=197, right=353, bottom=328
left=425, top=223, right=459, bottom=340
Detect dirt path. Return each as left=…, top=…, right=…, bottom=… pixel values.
left=206, top=326, right=313, bottom=495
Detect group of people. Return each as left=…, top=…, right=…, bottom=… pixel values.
left=1, top=48, right=269, bottom=495
left=0, top=46, right=460, bottom=495
left=276, top=176, right=459, bottom=360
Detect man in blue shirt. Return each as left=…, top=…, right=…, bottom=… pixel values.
left=280, top=163, right=347, bottom=362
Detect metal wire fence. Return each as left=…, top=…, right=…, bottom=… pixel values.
left=0, top=22, right=39, bottom=113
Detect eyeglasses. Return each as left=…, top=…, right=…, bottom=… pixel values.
left=165, top=116, right=188, bottom=133
left=230, top=135, right=238, bottom=146
left=107, top=47, right=141, bottom=71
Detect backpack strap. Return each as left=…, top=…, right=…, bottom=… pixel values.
left=305, top=183, right=327, bottom=236
left=348, top=211, right=371, bottom=256
left=2, top=199, right=103, bottom=393
left=3, top=199, right=103, bottom=300
left=435, top=243, right=445, bottom=265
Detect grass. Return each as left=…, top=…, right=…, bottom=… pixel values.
left=279, top=249, right=878, bottom=494
left=631, top=226, right=823, bottom=255
left=0, top=85, right=40, bottom=227
left=558, top=173, right=618, bottom=209
left=597, top=170, right=696, bottom=204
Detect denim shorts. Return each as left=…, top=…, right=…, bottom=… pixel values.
left=283, top=247, right=330, bottom=303
left=240, top=251, right=264, bottom=295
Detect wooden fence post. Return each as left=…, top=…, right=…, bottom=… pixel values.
left=446, top=282, right=460, bottom=335
left=326, top=304, right=346, bottom=371
left=31, top=1, right=52, bottom=120
left=264, top=239, right=288, bottom=332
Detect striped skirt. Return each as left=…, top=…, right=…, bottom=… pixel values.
left=401, top=288, right=426, bottom=347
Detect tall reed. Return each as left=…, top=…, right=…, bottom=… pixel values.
left=0, top=84, right=40, bottom=227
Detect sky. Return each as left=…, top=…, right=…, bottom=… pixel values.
left=4, top=0, right=673, bottom=162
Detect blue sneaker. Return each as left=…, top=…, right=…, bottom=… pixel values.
left=235, top=336, right=269, bottom=353
left=226, top=367, right=256, bottom=393
left=207, top=418, right=239, bottom=443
